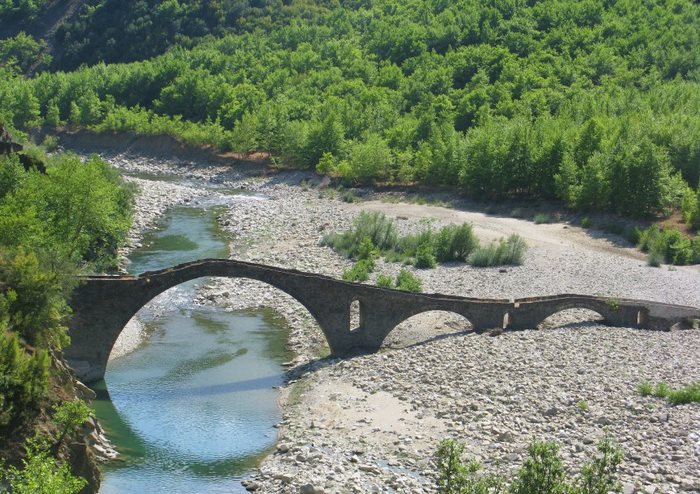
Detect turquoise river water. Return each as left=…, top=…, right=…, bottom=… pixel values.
left=91, top=201, right=291, bottom=493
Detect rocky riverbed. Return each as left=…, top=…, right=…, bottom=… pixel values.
left=101, top=151, right=700, bottom=493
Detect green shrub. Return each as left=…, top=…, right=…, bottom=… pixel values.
left=357, top=236, right=379, bottom=261
left=469, top=245, right=499, bottom=267
left=577, top=438, right=624, bottom=494
left=647, top=250, right=663, bottom=267
left=0, top=437, right=86, bottom=494
left=436, top=439, right=502, bottom=494
left=534, top=213, right=551, bottom=224
left=414, top=242, right=437, bottom=269
left=342, top=259, right=375, bottom=282
left=436, top=438, right=623, bottom=494
left=682, top=187, right=700, bottom=230
left=692, top=236, right=700, bottom=264
left=637, top=226, right=697, bottom=265
left=0, top=331, right=50, bottom=428
left=395, top=269, right=422, bottom=292
left=580, top=217, right=592, bottom=228
left=500, top=234, right=527, bottom=265
left=322, top=211, right=398, bottom=258
left=434, top=224, right=479, bottom=262
left=398, top=228, right=435, bottom=257
left=53, top=400, right=93, bottom=446
left=469, top=235, right=527, bottom=267
left=342, top=190, right=357, bottom=203
left=511, top=441, right=568, bottom=494
left=376, top=274, right=394, bottom=288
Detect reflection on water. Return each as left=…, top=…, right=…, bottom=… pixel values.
left=93, top=204, right=290, bottom=494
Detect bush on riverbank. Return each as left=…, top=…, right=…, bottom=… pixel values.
left=324, top=212, right=526, bottom=269
left=637, top=226, right=700, bottom=266
left=436, top=437, right=623, bottom=494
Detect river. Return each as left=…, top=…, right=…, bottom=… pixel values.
left=91, top=193, right=291, bottom=493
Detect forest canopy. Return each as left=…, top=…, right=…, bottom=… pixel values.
left=1, top=0, right=699, bottom=219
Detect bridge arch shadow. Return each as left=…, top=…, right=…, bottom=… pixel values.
left=382, top=310, right=473, bottom=349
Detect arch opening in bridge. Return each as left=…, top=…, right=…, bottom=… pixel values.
left=383, top=311, right=473, bottom=349
left=105, top=275, right=329, bottom=370
left=503, top=312, right=511, bottom=329
left=349, top=298, right=362, bottom=332
left=537, top=308, right=605, bottom=331
left=637, top=309, right=649, bottom=327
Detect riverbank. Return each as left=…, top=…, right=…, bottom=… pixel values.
left=97, top=149, right=700, bottom=493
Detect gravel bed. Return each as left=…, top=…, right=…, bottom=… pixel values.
left=99, top=152, right=700, bottom=493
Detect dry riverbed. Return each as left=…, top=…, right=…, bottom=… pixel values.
left=102, top=152, right=700, bottom=493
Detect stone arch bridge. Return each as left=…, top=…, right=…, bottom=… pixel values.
left=66, top=259, right=700, bottom=382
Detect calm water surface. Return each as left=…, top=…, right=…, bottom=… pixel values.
left=93, top=202, right=290, bottom=494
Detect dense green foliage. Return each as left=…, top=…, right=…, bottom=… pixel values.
left=324, top=211, right=526, bottom=268
left=0, top=33, right=50, bottom=73
left=0, top=149, right=131, bottom=432
left=639, top=381, right=700, bottom=405
left=0, top=0, right=49, bottom=22
left=0, top=331, right=49, bottom=428
left=436, top=437, right=623, bottom=494
left=53, top=0, right=333, bottom=69
left=0, top=437, right=86, bottom=494
left=637, top=225, right=700, bottom=266
left=2, top=0, right=699, bottom=220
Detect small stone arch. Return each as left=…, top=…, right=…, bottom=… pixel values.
left=382, top=310, right=473, bottom=349
left=537, top=308, right=606, bottom=330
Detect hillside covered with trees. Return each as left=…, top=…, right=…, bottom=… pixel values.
left=1, top=0, right=699, bottom=223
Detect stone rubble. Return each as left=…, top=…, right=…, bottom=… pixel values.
left=101, top=152, right=700, bottom=493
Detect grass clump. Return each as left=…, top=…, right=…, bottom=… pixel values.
left=436, top=437, right=623, bottom=494
left=580, top=217, right=592, bottom=228
left=469, top=235, right=527, bottom=267
left=638, top=380, right=700, bottom=405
